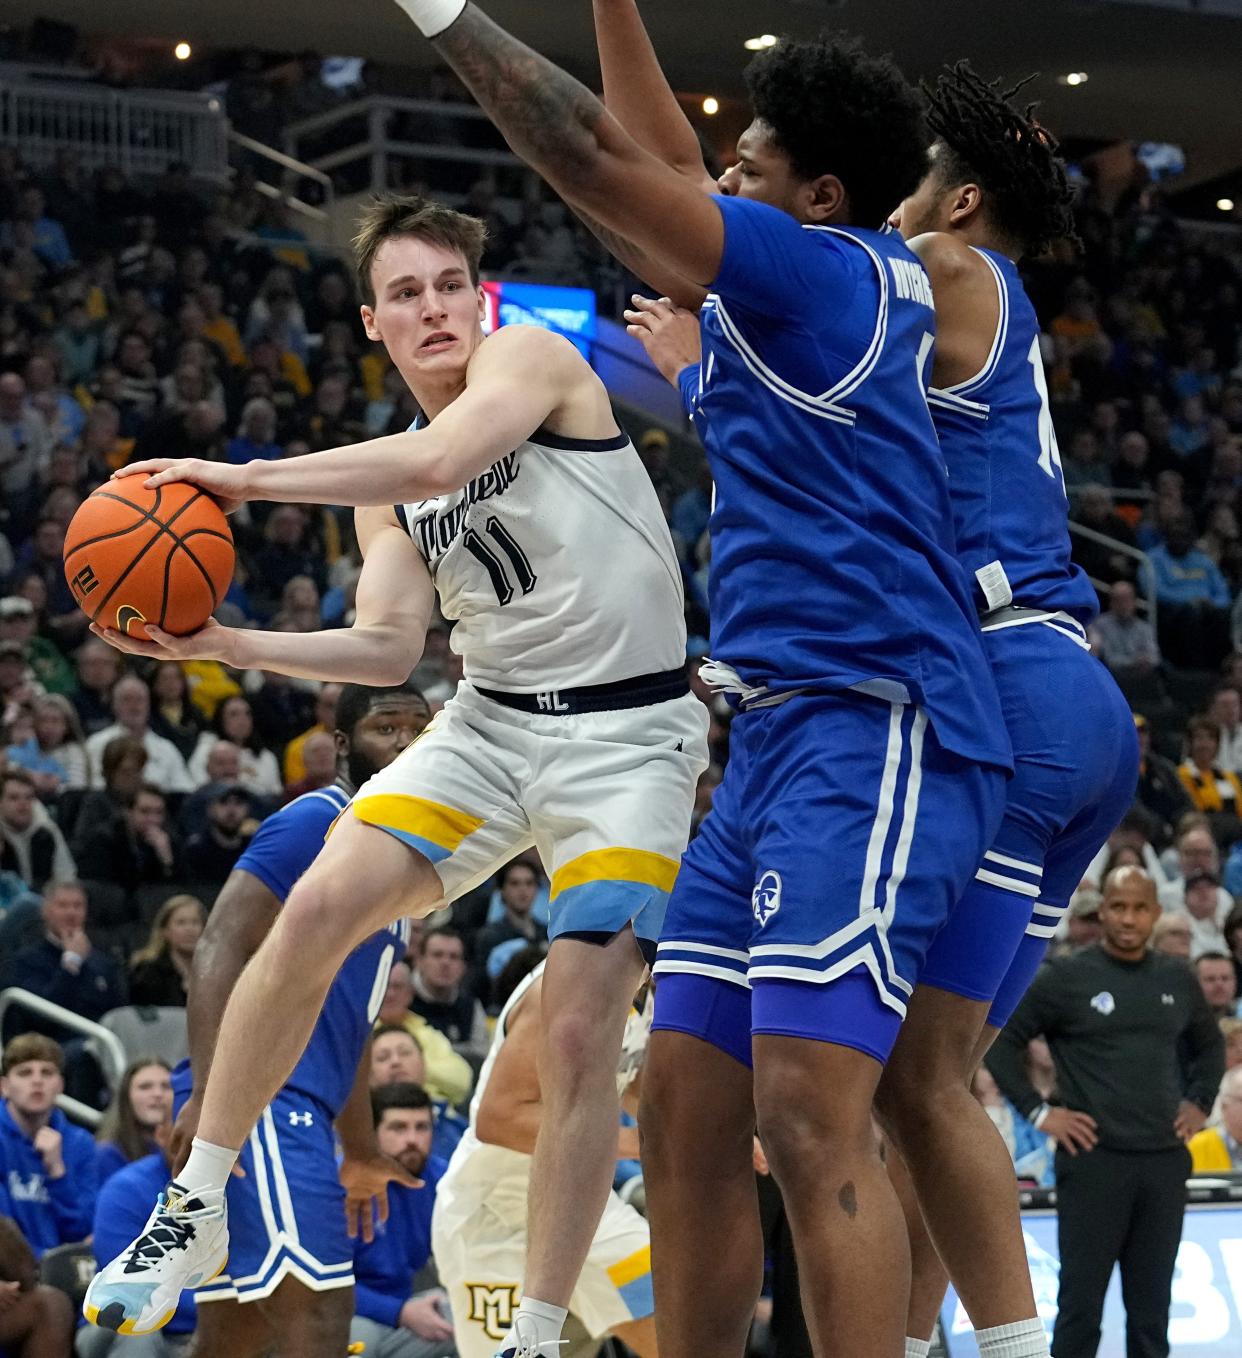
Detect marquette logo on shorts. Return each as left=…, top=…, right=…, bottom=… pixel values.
left=1090, top=990, right=1115, bottom=1016
left=752, top=870, right=783, bottom=928
left=466, top=1282, right=519, bottom=1339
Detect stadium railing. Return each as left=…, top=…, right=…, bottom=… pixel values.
left=1066, top=519, right=1157, bottom=634
left=0, top=67, right=228, bottom=182
left=0, top=987, right=127, bottom=1129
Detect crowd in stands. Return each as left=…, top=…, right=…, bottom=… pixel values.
left=2, top=39, right=1242, bottom=1356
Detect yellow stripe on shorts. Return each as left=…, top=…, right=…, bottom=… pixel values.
left=352, top=793, right=484, bottom=852
left=606, top=1245, right=652, bottom=1290
left=550, top=847, right=680, bottom=900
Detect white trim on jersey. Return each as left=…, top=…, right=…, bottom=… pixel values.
left=939, top=249, right=1010, bottom=396
left=928, top=389, right=989, bottom=420
left=804, top=226, right=892, bottom=406
left=711, top=298, right=857, bottom=426
left=981, top=608, right=1091, bottom=651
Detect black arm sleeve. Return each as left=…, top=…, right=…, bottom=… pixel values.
left=985, top=963, right=1061, bottom=1119
left=1182, top=980, right=1227, bottom=1112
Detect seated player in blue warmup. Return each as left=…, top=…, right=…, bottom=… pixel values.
left=350, top=1083, right=454, bottom=1358
left=0, top=1033, right=95, bottom=1258
left=874, top=67, right=1139, bottom=1358
left=86, top=683, right=431, bottom=1354
left=385, top=5, right=1017, bottom=1355
left=87, top=1147, right=197, bottom=1356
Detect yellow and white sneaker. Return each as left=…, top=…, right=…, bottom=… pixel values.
left=83, top=1184, right=228, bottom=1334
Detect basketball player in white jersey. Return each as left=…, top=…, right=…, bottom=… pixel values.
left=434, top=955, right=657, bottom=1358
left=84, top=195, right=708, bottom=1356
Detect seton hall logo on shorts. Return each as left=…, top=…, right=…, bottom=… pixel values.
left=465, top=1282, right=519, bottom=1340
left=752, top=871, right=783, bottom=928
left=1090, top=991, right=1116, bottom=1016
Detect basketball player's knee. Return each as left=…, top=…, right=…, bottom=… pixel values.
left=541, top=1001, right=614, bottom=1085
left=276, top=878, right=354, bottom=972
left=274, top=1283, right=352, bottom=1353
left=754, top=1063, right=875, bottom=1183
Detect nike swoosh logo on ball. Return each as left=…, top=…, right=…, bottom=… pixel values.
left=116, top=605, right=146, bottom=635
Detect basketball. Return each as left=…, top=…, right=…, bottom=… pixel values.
left=63, top=480, right=235, bottom=640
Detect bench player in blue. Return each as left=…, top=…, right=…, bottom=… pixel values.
left=86, top=682, right=430, bottom=1353
left=375, top=5, right=1014, bottom=1355
left=875, top=66, right=1138, bottom=1357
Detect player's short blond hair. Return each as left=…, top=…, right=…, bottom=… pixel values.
left=353, top=193, right=487, bottom=306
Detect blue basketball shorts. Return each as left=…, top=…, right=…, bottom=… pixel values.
left=171, top=1065, right=353, bottom=1303
left=652, top=690, right=1006, bottom=1065
left=919, top=620, right=1139, bottom=1028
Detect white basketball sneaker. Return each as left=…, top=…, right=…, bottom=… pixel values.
left=83, top=1184, right=228, bottom=1334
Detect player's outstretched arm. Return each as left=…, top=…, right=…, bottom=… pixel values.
left=119, top=328, right=587, bottom=509
left=92, top=510, right=433, bottom=685
left=394, top=0, right=724, bottom=288
left=593, top=0, right=713, bottom=188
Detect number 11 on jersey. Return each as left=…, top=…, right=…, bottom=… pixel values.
left=463, top=517, right=538, bottom=606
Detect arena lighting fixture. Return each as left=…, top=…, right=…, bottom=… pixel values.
left=702, top=96, right=720, bottom=115
left=174, top=41, right=192, bottom=61
left=1219, top=198, right=1237, bottom=212
left=744, top=34, right=779, bottom=51
left=1058, top=71, right=1089, bottom=86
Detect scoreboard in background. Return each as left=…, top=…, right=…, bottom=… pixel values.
left=942, top=1206, right=1242, bottom=1355
left=482, top=281, right=597, bottom=357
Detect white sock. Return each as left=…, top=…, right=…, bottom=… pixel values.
left=506, top=1297, right=567, bottom=1355
left=172, top=1138, right=238, bottom=1199
left=392, top=0, right=468, bottom=39
left=976, top=1318, right=1049, bottom=1358
left=905, top=1341, right=931, bottom=1358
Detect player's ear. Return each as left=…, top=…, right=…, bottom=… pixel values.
left=334, top=730, right=349, bottom=760
left=361, top=304, right=382, bottom=343
left=948, top=182, right=984, bottom=228
left=476, top=285, right=487, bottom=323
left=804, top=173, right=846, bottom=224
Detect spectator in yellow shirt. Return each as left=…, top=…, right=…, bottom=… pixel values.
left=1189, top=1066, right=1242, bottom=1171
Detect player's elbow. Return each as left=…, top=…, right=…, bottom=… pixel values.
left=347, top=620, right=420, bottom=685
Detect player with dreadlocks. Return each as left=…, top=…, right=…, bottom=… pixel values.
left=877, top=64, right=1139, bottom=1358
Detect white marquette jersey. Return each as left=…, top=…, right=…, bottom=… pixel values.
left=436, top=963, right=651, bottom=1205
left=395, top=423, right=686, bottom=691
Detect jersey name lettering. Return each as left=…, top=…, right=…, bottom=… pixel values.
left=888, top=257, right=934, bottom=309
left=414, top=450, right=521, bottom=558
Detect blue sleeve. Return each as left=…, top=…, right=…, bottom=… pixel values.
left=95, top=1142, right=128, bottom=1188
left=1208, top=561, right=1232, bottom=608
left=352, top=1230, right=407, bottom=1328
left=710, top=195, right=857, bottom=321
left=354, top=1278, right=405, bottom=1329
left=677, top=363, right=700, bottom=418
left=234, top=793, right=340, bottom=902
left=92, top=1168, right=151, bottom=1264
left=48, top=1127, right=96, bottom=1244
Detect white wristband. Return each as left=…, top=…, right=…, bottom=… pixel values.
left=392, top=0, right=467, bottom=38
left=1031, top=1103, right=1051, bottom=1130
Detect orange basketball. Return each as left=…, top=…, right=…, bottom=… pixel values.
left=63, top=480, right=235, bottom=639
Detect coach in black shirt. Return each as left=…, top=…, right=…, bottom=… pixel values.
left=988, top=866, right=1223, bottom=1358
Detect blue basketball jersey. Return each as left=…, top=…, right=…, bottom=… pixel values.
left=927, top=247, right=1099, bottom=624
left=235, top=784, right=409, bottom=1116
left=680, top=196, right=1009, bottom=770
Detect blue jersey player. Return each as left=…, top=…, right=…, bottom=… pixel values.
left=875, top=66, right=1139, bottom=1358
left=369, top=8, right=1016, bottom=1357
left=86, top=683, right=430, bottom=1355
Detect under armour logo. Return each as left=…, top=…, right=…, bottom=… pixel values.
left=752, top=870, right=783, bottom=927
left=70, top=564, right=99, bottom=598
left=536, top=691, right=569, bottom=712
left=288, top=1111, right=313, bottom=1127
left=1162, top=993, right=1175, bottom=1005
left=1090, top=991, right=1115, bottom=1016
